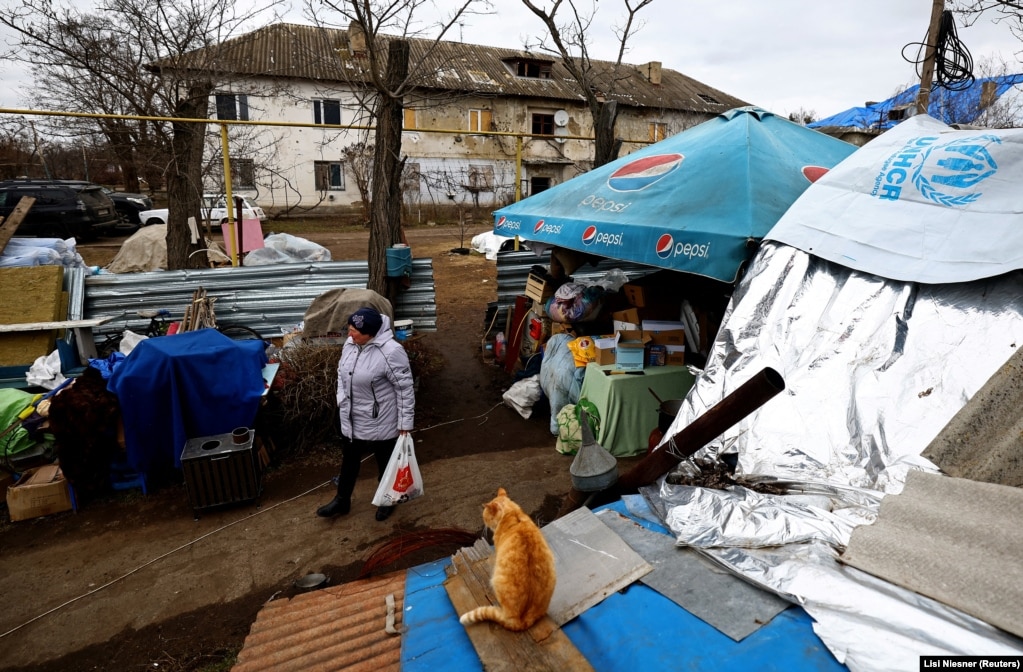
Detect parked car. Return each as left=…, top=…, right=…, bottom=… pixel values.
left=138, top=194, right=267, bottom=228
left=0, top=178, right=121, bottom=240
left=58, top=180, right=153, bottom=226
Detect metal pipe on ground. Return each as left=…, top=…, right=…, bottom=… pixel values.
left=557, top=367, right=785, bottom=517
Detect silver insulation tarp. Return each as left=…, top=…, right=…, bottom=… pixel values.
left=651, top=241, right=1023, bottom=670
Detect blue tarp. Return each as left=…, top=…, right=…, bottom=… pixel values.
left=493, top=107, right=856, bottom=283
left=401, top=501, right=846, bottom=671
left=809, top=74, right=1023, bottom=132
left=107, top=328, right=266, bottom=478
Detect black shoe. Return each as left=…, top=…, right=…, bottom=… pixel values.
left=317, top=497, right=350, bottom=518
left=375, top=505, right=395, bottom=521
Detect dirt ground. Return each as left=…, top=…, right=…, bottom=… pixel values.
left=0, top=224, right=639, bottom=671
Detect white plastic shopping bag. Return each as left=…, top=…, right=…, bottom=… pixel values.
left=371, top=434, right=423, bottom=506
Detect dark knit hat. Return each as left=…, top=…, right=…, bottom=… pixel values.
left=348, top=307, right=383, bottom=336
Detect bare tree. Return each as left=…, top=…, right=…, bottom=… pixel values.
left=945, top=55, right=1023, bottom=126
left=522, top=0, right=655, bottom=168
left=953, top=0, right=1023, bottom=44
left=341, top=140, right=376, bottom=223
left=787, top=108, right=818, bottom=126
left=309, top=0, right=488, bottom=294
left=0, top=0, right=282, bottom=268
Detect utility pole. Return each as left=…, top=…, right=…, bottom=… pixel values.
left=916, top=0, right=946, bottom=115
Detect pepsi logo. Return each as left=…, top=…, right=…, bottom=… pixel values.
left=533, top=220, right=545, bottom=234
left=581, top=226, right=624, bottom=247
left=608, top=153, right=683, bottom=192
left=655, top=233, right=674, bottom=259
left=496, top=216, right=506, bottom=227
left=802, top=166, right=829, bottom=183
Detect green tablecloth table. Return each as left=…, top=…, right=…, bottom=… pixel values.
left=579, top=363, right=696, bottom=457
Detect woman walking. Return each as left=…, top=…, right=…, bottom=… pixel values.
left=317, top=307, right=415, bottom=521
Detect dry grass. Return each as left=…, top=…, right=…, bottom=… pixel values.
left=270, top=343, right=344, bottom=454
left=268, top=337, right=441, bottom=456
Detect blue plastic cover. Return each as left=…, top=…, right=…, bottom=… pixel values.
left=400, top=500, right=846, bottom=671
left=107, top=328, right=267, bottom=478
left=810, top=74, right=1023, bottom=132
left=493, top=107, right=856, bottom=283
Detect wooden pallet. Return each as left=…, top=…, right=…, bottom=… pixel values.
left=444, top=540, right=594, bottom=672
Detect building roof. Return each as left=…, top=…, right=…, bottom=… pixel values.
left=159, top=22, right=749, bottom=114
left=809, top=73, right=1023, bottom=132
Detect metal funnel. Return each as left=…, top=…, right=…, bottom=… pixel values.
left=570, top=409, right=619, bottom=492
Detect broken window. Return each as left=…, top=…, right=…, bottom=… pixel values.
left=231, top=158, right=255, bottom=189
left=216, top=93, right=249, bottom=121
left=649, top=122, right=667, bottom=143
left=313, top=99, right=342, bottom=125
left=314, top=161, right=346, bottom=190
left=532, top=113, right=555, bottom=136
left=468, top=109, right=492, bottom=133
left=468, top=165, right=494, bottom=190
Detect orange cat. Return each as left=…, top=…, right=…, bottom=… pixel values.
left=459, top=487, right=557, bottom=632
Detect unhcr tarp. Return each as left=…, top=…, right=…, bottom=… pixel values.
left=649, top=115, right=1023, bottom=671
left=767, top=114, right=1023, bottom=283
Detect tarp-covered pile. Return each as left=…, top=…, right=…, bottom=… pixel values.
left=650, top=115, right=1023, bottom=670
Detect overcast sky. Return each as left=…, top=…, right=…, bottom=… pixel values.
left=1, top=0, right=1021, bottom=119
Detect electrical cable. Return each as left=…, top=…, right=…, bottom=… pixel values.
left=903, top=10, right=975, bottom=93
left=0, top=479, right=334, bottom=640
left=3, top=345, right=515, bottom=638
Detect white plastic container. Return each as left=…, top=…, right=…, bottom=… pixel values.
left=394, top=319, right=414, bottom=341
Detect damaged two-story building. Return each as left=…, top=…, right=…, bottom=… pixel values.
left=174, top=22, right=749, bottom=215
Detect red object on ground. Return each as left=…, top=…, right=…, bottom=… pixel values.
left=166, top=322, right=180, bottom=335
left=648, top=427, right=664, bottom=455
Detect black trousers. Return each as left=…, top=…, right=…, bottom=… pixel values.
left=335, top=435, right=397, bottom=504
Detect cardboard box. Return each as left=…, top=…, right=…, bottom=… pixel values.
left=612, top=308, right=641, bottom=332
left=593, top=335, right=617, bottom=366
left=614, top=332, right=651, bottom=371
left=665, top=345, right=686, bottom=366
left=647, top=344, right=666, bottom=367
left=622, top=283, right=647, bottom=308
left=7, top=464, right=73, bottom=522
left=612, top=307, right=640, bottom=324
left=643, top=320, right=686, bottom=346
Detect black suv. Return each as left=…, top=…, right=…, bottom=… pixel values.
left=58, top=180, right=152, bottom=227
left=0, top=179, right=121, bottom=240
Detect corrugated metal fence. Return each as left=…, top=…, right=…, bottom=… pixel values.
left=83, top=259, right=436, bottom=340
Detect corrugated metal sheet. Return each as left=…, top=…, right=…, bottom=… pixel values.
left=83, top=260, right=436, bottom=341
left=495, top=249, right=657, bottom=316
left=166, top=23, right=748, bottom=115
left=233, top=570, right=405, bottom=672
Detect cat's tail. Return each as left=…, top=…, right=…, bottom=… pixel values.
left=459, top=606, right=531, bottom=632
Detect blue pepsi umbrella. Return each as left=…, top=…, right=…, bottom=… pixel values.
left=493, top=107, right=857, bottom=282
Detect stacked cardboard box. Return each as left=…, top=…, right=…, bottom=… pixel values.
left=642, top=320, right=686, bottom=366
left=598, top=279, right=687, bottom=369
left=6, top=464, right=73, bottom=522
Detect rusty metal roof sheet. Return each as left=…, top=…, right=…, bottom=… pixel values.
left=233, top=570, right=405, bottom=672
left=162, top=23, right=748, bottom=115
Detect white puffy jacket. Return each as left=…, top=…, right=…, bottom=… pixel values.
left=336, top=314, right=415, bottom=441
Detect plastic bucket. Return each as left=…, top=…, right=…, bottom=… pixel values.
left=386, top=246, right=412, bottom=277
left=394, top=319, right=414, bottom=341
